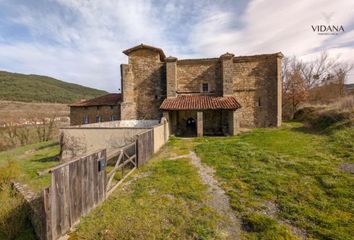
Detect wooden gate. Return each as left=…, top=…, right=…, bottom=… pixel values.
left=43, top=149, right=106, bottom=240
left=42, top=129, right=155, bottom=240
left=105, top=141, right=137, bottom=196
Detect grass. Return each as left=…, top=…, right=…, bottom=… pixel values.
left=0, top=141, right=60, bottom=191
left=72, top=141, right=223, bottom=240
left=1, top=121, right=352, bottom=239
left=195, top=122, right=354, bottom=239
left=0, top=141, right=59, bottom=239
left=0, top=70, right=107, bottom=103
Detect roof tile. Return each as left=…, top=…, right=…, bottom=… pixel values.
left=160, top=95, right=241, bottom=110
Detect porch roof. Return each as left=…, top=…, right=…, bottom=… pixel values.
left=160, top=95, right=241, bottom=110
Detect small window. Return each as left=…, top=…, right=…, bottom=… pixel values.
left=258, top=97, right=261, bottom=107
left=96, top=106, right=100, bottom=110
left=96, top=116, right=102, bottom=123
left=202, top=83, right=209, bottom=93
left=83, top=116, right=89, bottom=124
left=110, top=105, right=114, bottom=110
left=110, top=115, right=117, bottom=121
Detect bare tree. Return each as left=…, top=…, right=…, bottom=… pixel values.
left=283, top=57, right=308, bottom=118
left=3, top=122, right=18, bottom=147
left=27, top=113, right=57, bottom=142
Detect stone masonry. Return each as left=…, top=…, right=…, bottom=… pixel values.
left=120, top=44, right=283, bottom=131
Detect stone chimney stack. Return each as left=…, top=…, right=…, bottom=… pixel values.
left=166, top=56, right=178, bottom=98
left=220, top=52, right=235, bottom=96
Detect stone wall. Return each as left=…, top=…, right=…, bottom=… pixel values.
left=176, top=59, right=222, bottom=94
left=233, top=55, right=280, bottom=127
left=122, top=49, right=166, bottom=120
left=70, top=105, right=121, bottom=126
left=120, top=45, right=282, bottom=129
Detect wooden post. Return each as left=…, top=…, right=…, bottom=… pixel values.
left=197, top=111, right=203, bottom=137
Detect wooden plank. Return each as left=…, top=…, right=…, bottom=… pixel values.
left=93, top=152, right=99, bottom=205
left=62, top=166, right=71, bottom=234
left=98, top=149, right=106, bottom=202
left=54, top=169, right=64, bottom=237
left=107, top=167, right=136, bottom=196
left=81, top=156, right=89, bottom=215
left=87, top=154, right=95, bottom=210
left=44, top=149, right=111, bottom=239
left=43, top=187, right=52, bottom=240
left=48, top=148, right=105, bottom=173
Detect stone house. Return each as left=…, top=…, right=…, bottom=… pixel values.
left=69, top=93, right=121, bottom=125
left=120, top=44, right=283, bottom=136
left=70, top=44, right=283, bottom=136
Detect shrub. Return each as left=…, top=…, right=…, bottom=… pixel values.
left=0, top=162, right=33, bottom=239
left=294, top=96, right=354, bottom=131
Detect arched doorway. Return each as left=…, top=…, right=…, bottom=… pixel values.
left=185, top=117, right=196, bottom=136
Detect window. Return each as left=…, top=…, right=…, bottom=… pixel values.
left=110, top=115, right=117, bottom=121
left=110, top=105, right=114, bottom=110
left=96, top=106, right=100, bottom=110
left=202, top=83, right=209, bottom=93
left=96, top=116, right=102, bottom=123
left=83, top=116, right=89, bottom=124
left=258, top=97, right=261, bottom=107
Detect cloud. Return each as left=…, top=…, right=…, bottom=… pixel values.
left=0, top=0, right=353, bottom=91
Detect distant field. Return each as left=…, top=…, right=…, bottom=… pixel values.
left=0, top=70, right=107, bottom=103
left=0, top=100, right=69, bottom=124
left=0, top=101, right=69, bottom=151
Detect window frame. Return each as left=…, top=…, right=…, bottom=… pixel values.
left=202, top=83, right=209, bottom=93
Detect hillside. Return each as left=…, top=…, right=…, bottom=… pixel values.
left=0, top=71, right=108, bottom=103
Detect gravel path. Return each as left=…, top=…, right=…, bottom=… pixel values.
left=170, top=151, right=240, bottom=239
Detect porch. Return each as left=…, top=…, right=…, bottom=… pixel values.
left=160, top=95, right=241, bottom=137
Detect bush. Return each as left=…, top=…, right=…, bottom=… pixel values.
left=0, top=162, right=34, bottom=239
left=294, top=97, right=354, bottom=131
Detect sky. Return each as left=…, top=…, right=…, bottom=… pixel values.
left=0, top=0, right=354, bottom=92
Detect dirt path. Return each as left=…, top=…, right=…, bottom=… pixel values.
left=170, top=151, right=240, bottom=239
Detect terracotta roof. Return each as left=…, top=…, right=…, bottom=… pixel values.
left=123, top=44, right=166, bottom=61
left=160, top=95, right=241, bottom=110
left=70, top=93, right=122, bottom=107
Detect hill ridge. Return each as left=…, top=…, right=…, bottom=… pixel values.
left=0, top=70, right=108, bottom=103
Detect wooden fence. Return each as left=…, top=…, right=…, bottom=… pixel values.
left=136, top=130, right=154, bottom=166
left=41, top=129, right=155, bottom=240
left=43, top=149, right=107, bottom=240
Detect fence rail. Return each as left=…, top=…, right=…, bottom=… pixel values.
left=106, top=141, right=137, bottom=196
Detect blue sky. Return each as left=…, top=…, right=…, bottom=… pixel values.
left=0, top=0, right=354, bottom=92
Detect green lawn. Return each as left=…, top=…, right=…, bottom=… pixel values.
left=0, top=141, right=60, bottom=239
left=72, top=142, right=223, bottom=240
left=1, top=122, right=353, bottom=240
left=195, top=122, right=354, bottom=239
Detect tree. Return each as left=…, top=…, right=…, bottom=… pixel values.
left=283, top=57, right=308, bottom=119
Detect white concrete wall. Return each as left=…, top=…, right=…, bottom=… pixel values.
left=152, top=120, right=169, bottom=153
left=60, top=128, right=148, bottom=161
left=68, top=120, right=159, bottom=128
left=60, top=119, right=169, bottom=162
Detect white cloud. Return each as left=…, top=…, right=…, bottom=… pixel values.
left=0, top=0, right=354, bottom=91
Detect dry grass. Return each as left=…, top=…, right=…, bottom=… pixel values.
left=0, top=100, right=69, bottom=125
left=295, top=96, right=354, bottom=130
left=0, top=101, right=69, bottom=151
